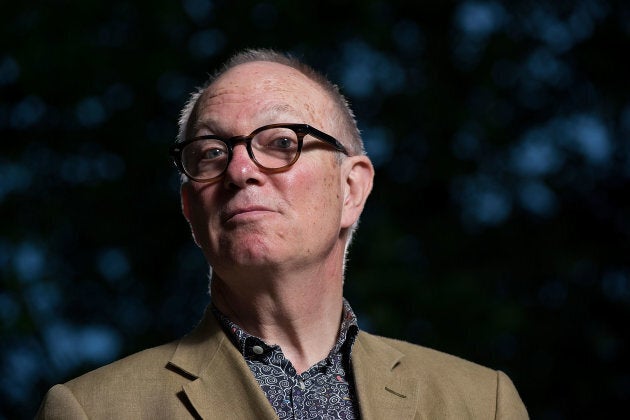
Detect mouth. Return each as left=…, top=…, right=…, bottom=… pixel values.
left=222, top=206, right=274, bottom=223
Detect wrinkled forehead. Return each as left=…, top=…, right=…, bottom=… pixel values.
left=208, top=61, right=320, bottom=96
left=195, top=61, right=334, bottom=131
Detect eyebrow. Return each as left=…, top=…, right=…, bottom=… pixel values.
left=266, top=103, right=301, bottom=118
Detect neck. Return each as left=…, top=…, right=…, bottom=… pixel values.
left=210, top=263, right=345, bottom=374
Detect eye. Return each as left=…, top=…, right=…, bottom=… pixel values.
left=183, top=139, right=228, bottom=169
left=201, top=147, right=226, bottom=160
left=269, top=136, right=296, bottom=150
left=190, top=139, right=228, bottom=161
left=255, top=128, right=299, bottom=150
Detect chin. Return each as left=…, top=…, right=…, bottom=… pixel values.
left=215, top=239, right=276, bottom=265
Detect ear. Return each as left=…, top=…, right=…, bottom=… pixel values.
left=180, top=182, right=192, bottom=222
left=180, top=182, right=203, bottom=248
left=340, top=155, right=374, bottom=229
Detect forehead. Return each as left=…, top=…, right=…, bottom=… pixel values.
left=195, top=61, right=332, bottom=131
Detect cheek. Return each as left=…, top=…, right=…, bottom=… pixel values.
left=186, top=188, right=220, bottom=236
left=302, top=172, right=343, bottom=224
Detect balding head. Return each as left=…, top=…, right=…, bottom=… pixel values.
left=177, top=49, right=365, bottom=156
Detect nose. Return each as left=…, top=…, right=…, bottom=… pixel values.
left=222, top=142, right=263, bottom=189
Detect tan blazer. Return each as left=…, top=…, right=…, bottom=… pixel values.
left=36, top=308, right=528, bottom=419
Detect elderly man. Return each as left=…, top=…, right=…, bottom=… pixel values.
left=37, top=49, right=528, bottom=419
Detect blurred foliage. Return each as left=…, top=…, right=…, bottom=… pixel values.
left=1, top=0, right=629, bottom=418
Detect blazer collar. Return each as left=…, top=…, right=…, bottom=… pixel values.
left=352, top=331, right=419, bottom=419
left=167, top=308, right=277, bottom=419
left=167, top=308, right=421, bottom=419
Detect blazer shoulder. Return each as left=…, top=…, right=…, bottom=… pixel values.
left=66, top=339, right=180, bottom=389
left=358, top=331, right=495, bottom=375
left=38, top=340, right=195, bottom=419
left=365, top=332, right=496, bottom=377
left=37, top=312, right=243, bottom=419
left=74, top=340, right=179, bottom=383
left=354, top=331, right=529, bottom=418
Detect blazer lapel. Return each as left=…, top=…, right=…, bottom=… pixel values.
left=167, top=309, right=277, bottom=419
left=352, top=332, right=419, bottom=419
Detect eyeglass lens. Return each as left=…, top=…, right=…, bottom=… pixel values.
left=181, top=126, right=301, bottom=180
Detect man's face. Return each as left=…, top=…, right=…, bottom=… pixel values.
left=181, top=61, right=360, bottom=279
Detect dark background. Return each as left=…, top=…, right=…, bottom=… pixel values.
left=2, top=0, right=629, bottom=418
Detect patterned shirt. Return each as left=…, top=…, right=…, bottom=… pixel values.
left=212, top=300, right=360, bottom=419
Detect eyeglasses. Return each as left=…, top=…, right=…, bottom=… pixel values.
left=169, top=123, right=349, bottom=182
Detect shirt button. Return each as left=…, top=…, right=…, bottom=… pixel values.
left=298, top=380, right=305, bottom=390
left=252, top=345, right=264, bottom=355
